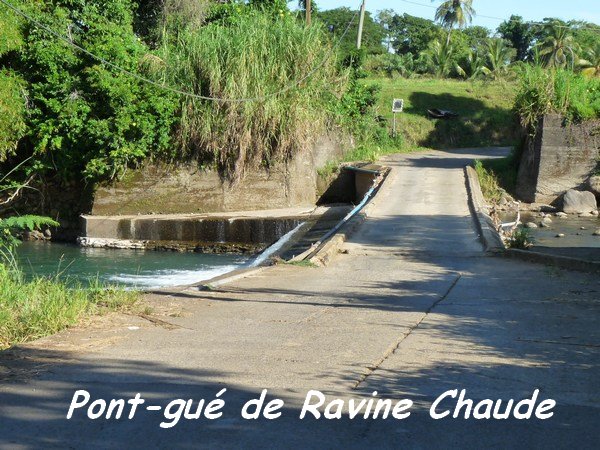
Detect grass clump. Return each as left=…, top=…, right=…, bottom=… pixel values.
left=506, top=227, right=533, bottom=249
left=473, top=160, right=504, bottom=202
left=0, top=266, right=138, bottom=350
left=473, top=149, right=520, bottom=202
left=284, top=259, right=319, bottom=268
left=514, top=66, right=600, bottom=132
left=159, top=10, right=346, bottom=182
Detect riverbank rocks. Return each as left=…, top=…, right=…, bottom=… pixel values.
left=21, top=229, right=50, bottom=241
left=540, top=217, right=553, bottom=227
left=555, top=212, right=568, bottom=218
left=562, top=189, right=597, bottom=214
left=594, top=228, right=600, bottom=236
left=588, top=175, right=600, bottom=198
left=525, top=222, right=538, bottom=229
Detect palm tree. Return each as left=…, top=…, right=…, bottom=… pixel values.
left=457, top=50, right=489, bottom=79
left=538, top=21, right=578, bottom=69
left=433, top=0, right=476, bottom=44
left=485, top=38, right=514, bottom=78
left=578, top=45, right=600, bottom=78
left=425, top=39, right=458, bottom=77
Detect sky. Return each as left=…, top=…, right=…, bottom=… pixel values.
left=304, top=0, right=600, bottom=31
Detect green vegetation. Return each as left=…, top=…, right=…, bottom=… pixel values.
left=506, top=227, right=533, bottom=249
left=0, top=71, right=26, bottom=160
left=0, top=173, right=137, bottom=350
left=0, top=215, right=58, bottom=264
left=473, top=160, right=504, bottom=203
left=284, top=259, right=318, bottom=268
left=159, top=9, right=344, bottom=181
left=0, top=266, right=138, bottom=349
left=369, top=77, right=518, bottom=148
left=514, top=66, right=600, bottom=131
left=0, top=0, right=178, bottom=182
left=316, top=7, right=385, bottom=60
left=473, top=156, right=519, bottom=202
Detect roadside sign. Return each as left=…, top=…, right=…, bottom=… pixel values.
left=392, top=98, right=404, bottom=113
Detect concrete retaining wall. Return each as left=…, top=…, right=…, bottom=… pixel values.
left=516, top=114, right=600, bottom=203
left=83, top=215, right=302, bottom=245
left=91, top=134, right=348, bottom=216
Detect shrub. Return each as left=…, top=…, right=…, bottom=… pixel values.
left=0, top=70, right=26, bottom=161
left=2, top=0, right=179, bottom=181
left=158, top=9, right=347, bottom=181
left=506, top=227, right=533, bottom=249
left=514, top=65, right=600, bottom=132
left=365, top=53, right=414, bottom=78
left=0, top=265, right=137, bottom=349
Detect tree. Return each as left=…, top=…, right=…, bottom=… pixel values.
left=485, top=38, right=515, bottom=78
left=571, top=21, right=600, bottom=55
left=389, top=13, right=442, bottom=56
left=376, top=9, right=395, bottom=52
left=433, top=0, right=476, bottom=44
left=497, top=15, right=533, bottom=62
left=457, top=49, right=488, bottom=79
left=424, top=39, right=458, bottom=77
left=316, top=7, right=385, bottom=56
left=578, top=44, right=600, bottom=77
left=538, top=20, right=578, bottom=68
left=462, top=25, right=489, bottom=47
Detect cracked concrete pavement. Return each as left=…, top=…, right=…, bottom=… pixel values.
left=1, top=148, right=599, bottom=448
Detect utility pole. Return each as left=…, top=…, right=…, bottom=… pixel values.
left=356, top=0, right=366, bottom=49
left=306, top=0, right=311, bottom=26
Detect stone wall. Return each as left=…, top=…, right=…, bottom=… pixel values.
left=91, top=134, right=348, bottom=216
left=516, top=114, right=600, bottom=204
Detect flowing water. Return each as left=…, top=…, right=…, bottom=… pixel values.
left=14, top=221, right=307, bottom=289
left=15, top=242, right=250, bottom=289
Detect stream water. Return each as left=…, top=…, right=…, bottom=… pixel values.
left=14, top=221, right=307, bottom=289
left=15, top=242, right=250, bottom=289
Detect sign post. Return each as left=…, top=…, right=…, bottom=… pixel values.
left=391, top=98, right=404, bottom=137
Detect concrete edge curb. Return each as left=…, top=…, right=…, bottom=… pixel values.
left=179, top=167, right=390, bottom=290
left=464, top=166, right=505, bottom=253
left=465, top=165, right=600, bottom=274
left=504, top=248, right=600, bottom=274
left=308, top=168, right=390, bottom=267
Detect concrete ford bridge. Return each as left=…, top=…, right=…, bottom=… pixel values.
left=1, top=148, right=599, bottom=448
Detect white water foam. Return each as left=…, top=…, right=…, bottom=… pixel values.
left=107, top=265, right=241, bottom=289
left=106, top=221, right=304, bottom=288
left=250, top=222, right=305, bottom=267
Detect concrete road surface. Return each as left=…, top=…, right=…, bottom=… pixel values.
left=1, top=148, right=599, bottom=449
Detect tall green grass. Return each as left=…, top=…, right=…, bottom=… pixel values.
left=514, top=66, right=600, bottom=132
left=157, top=11, right=347, bottom=181
left=0, top=266, right=138, bottom=350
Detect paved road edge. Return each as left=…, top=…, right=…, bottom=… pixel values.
left=465, top=165, right=600, bottom=274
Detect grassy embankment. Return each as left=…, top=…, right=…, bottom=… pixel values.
left=474, top=67, right=600, bottom=203
left=0, top=266, right=139, bottom=350
left=320, top=77, right=519, bottom=178
left=369, top=77, right=519, bottom=149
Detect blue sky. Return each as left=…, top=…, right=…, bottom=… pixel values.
left=303, top=0, right=600, bottom=31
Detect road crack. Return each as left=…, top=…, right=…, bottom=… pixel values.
left=352, top=272, right=462, bottom=389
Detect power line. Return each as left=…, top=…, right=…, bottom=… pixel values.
left=398, top=0, right=600, bottom=31
left=0, top=0, right=359, bottom=103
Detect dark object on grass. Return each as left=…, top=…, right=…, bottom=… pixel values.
left=427, top=108, right=459, bottom=119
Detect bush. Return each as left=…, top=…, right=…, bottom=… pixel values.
left=0, top=70, right=26, bottom=161
left=506, top=227, right=533, bottom=249
left=365, top=53, right=414, bottom=78
left=514, top=65, right=600, bottom=132
left=0, top=265, right=137, bottom=349
left=1, top=0, right=179, bottom=181
left=158, top=9, right=347, bottom=181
